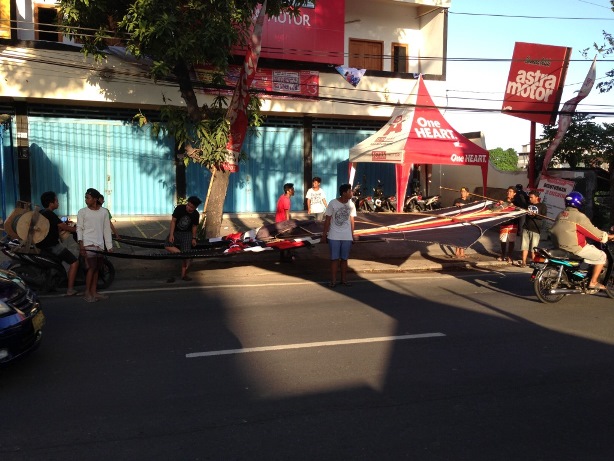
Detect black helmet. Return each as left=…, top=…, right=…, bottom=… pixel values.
left=565, top=191, right=585, bottom=209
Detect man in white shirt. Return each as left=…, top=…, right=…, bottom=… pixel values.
left=321, top=183, right=358, bottom=287
left=77, top=188, right=113, bottom=303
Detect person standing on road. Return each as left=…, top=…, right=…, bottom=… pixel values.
left=321, top=183, right=358, bottom=287
left=276, top=183, right=295, bottom=262
left=165, top=195, right=202, bottom=283
left=306, top=177, right=327, bottom=221
left=497, top=186, right=518, bottom=263
left=37, top=191, right=79, bottom=296
left=517, top=190, right=547, bottom=267
left=452, top=186, right=471, bottom=258
left=77, top=188, right=113, bottom=303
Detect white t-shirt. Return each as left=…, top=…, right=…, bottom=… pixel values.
left=325, top=199, right=356, bottom=241
left=76, top=207, right=112, bottom=249
left=306, top=188, right=327, bottom=214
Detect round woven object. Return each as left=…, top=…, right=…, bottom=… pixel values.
left=13, top=211, right=50, bottom=244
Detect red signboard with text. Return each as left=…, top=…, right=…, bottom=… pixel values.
left=241, top=0, right=345, bottom=65
left=501, top=42, right=571, bottom=125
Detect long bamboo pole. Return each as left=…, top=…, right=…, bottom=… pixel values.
left=439, top=186, right=554, bottom=221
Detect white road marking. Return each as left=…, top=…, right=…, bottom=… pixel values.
left=185, top=332, right=446, bottom=358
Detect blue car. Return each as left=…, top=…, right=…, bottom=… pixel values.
left=0, top=268, right=44, bottom=365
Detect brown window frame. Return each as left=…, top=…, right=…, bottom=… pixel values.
left=34, top=3, right=61, bottom=42
left=391, top=42, right=409, bottom=73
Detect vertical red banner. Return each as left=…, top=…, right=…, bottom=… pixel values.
left=224, top=1, right=267, bottom=173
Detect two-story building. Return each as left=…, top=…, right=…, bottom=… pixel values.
left=0, top=0, right=450, bottom=219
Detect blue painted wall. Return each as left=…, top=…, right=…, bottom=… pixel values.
left=28, top=118, right=175, bottom=216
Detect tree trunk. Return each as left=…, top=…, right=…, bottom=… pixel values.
left=610, top=164, right=614, bottom=229
left=203, top=167, right=231, bottom=238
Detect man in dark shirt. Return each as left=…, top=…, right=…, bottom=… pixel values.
left=37, top=191, right=79, bottom=296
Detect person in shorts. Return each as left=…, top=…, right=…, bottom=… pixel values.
left=518, top=190, right=547, bottom=267
left=165, top=195, right=202, bottom=282
left=321, top=183, right=358, bottom=287
left=497, top=186, right=518, bottom=263
left=77, top=188, right=113, bottom=303
left=37, top=191, right=79, bottom=296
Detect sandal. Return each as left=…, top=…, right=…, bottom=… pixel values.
left=328, top=282, right=337, bottom=288
left=182, top=275, right=192, bottom=282
left=65, top=289, right=80, bottom=297
left=588, top=283, right=607, bottom=291
left=341, top=281, right=353, bottom=287
left=166, top=277, right=176, bottom=283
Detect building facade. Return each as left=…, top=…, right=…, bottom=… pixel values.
left=0, top=0, right=450, bottom=220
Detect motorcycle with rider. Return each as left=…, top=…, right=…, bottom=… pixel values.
left=531, top=191, right=614, bottom=303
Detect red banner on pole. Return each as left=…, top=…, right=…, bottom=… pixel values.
left=224, top=1, right=267, bottom=173
left=501, top=42, right=571, bottom=125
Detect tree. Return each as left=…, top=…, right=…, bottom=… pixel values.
left=536, top=113, right=602, bottom=169
left=488, top=147, right=518, bottom=171
left=57, top=0, right=313, bottom=237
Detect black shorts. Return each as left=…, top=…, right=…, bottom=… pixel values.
left=44, top=243, right=78, bottom=265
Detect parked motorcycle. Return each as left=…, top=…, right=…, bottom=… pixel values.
left=422, top=194, right=442, bottom=211
left=0, top=238, right=115, bottom=293
left=372, top=180, right=396, bottom=212
left=352, top=183, right=375, bottom=212
left=531, top=242, right=614, bottom=303
left=404, top=190, right=423, bottom=212
left=403, top=190, right=441, bottom=212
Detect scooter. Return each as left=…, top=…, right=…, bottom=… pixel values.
left=422, top=194, right=442, bottom=210
left=404, top=190, right=424, bottom=212
left=352, top=183, right=375, bottom=212
left=0, top=238, right=115, bottom=293
left=372, top=180, right=396, bottom=212
left=530, top=241, right=614, bottom=303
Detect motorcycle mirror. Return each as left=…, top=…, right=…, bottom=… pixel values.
left=61, top=216, right=68, bottom=222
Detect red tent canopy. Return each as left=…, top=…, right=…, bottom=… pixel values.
left=349, top=76, right=489, bottom=211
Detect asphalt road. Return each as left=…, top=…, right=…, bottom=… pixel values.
left=2, top=267, right=614, bottom=460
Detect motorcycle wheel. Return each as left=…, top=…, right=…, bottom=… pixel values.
left=97, top=259, right=115, bottom=289
left=533, top=267, right=567, bottom=303
left=602, top=267, right=614, bottom=299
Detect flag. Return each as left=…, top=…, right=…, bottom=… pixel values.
left=540, top=57, right=596, bottom=175
left=223, top=1, right=267, bottom=173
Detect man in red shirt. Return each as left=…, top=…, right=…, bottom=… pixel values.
left=275, top=183, right=294, bottom=222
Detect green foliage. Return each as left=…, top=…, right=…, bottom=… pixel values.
left=57, top=0, right=312, bottom=167
left=537, top=113, right=603, bottom=168
left=488, top=147, right=519, bottom=171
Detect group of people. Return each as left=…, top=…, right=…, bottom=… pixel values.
left=36, top=188, right=114, bottom=302
left=276, top=177, right=357, bottom=287
left=38, top=177, right=614, bottom=295
left=494, top=184, right=548, bottom=267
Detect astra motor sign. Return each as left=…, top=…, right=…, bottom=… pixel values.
left=501, top=42, right=571, bottom=125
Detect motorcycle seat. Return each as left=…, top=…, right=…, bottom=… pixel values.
left=540, top=247, right=584, bottom=262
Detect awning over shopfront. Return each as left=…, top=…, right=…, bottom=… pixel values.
left=349, top=75, right=489, bottom=212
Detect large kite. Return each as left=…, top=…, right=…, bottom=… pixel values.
left=106, top=201, right=525, bottom=260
